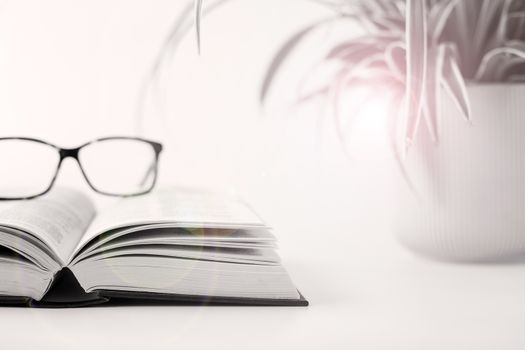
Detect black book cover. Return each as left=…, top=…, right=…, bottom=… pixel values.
left=0, top=268, right=309, bottom=308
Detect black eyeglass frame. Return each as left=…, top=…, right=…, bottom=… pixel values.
left=0, top=136, right=163, bottom=200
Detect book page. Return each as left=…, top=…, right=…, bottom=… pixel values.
left=74, top=187, right=266, bottom=257
left=0, top=188, right=96, bottom=265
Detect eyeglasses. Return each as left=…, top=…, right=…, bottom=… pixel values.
left=0, top=137, right=163, bottom=200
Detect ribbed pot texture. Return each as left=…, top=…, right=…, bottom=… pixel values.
left=394, top=84, right=525, bottom=261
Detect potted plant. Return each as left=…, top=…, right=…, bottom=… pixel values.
left=149, top=0, right=525, bottom=262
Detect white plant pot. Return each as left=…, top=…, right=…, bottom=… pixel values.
left=394, top=84, right=525, bottom=261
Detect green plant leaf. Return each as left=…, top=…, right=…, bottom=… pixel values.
left=422, top=46, right=440, bottom=142
left=507, top=12, right=525, bottom=40
left=195, top=0, right=204, bottom=53
left=385, top=41, right=406, bottom=80
left=137, top=0, right=230, bottom=130
left=441, top=44, right=471, bottom=122
left=429, top=0, right=459, bottom=40
left=146, top=0, right=525, bottom=156
left=387, top=89, right=417, bottom=193
left=260, top=18, right=334, bottom=104
left=404, top=0, right=428, bottom=149
left=496, top=0, right=515, bottom=44
left=473, top=0, right=503, bottom=58
left=327, top=38, right=381, bottom=59
left=475, top=41, right=525, bottom=80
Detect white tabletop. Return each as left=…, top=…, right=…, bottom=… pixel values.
left=3, top=180, right=525, bottom=350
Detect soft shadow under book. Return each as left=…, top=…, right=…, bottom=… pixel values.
left=0, top=188, right=307, bottom=307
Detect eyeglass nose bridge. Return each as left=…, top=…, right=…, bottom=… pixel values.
left=57, top=147, right=84, bottom=176
left=55, top=147, right=96, bottom=192
left=59, top=147, right=80, bottom=160
left=58, top=147, right=87, bottom=175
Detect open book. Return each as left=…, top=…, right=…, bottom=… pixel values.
left=0, top=188, right=307, bottom=307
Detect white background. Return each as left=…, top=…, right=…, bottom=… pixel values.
left=2, top=1, right=525, bottom=349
